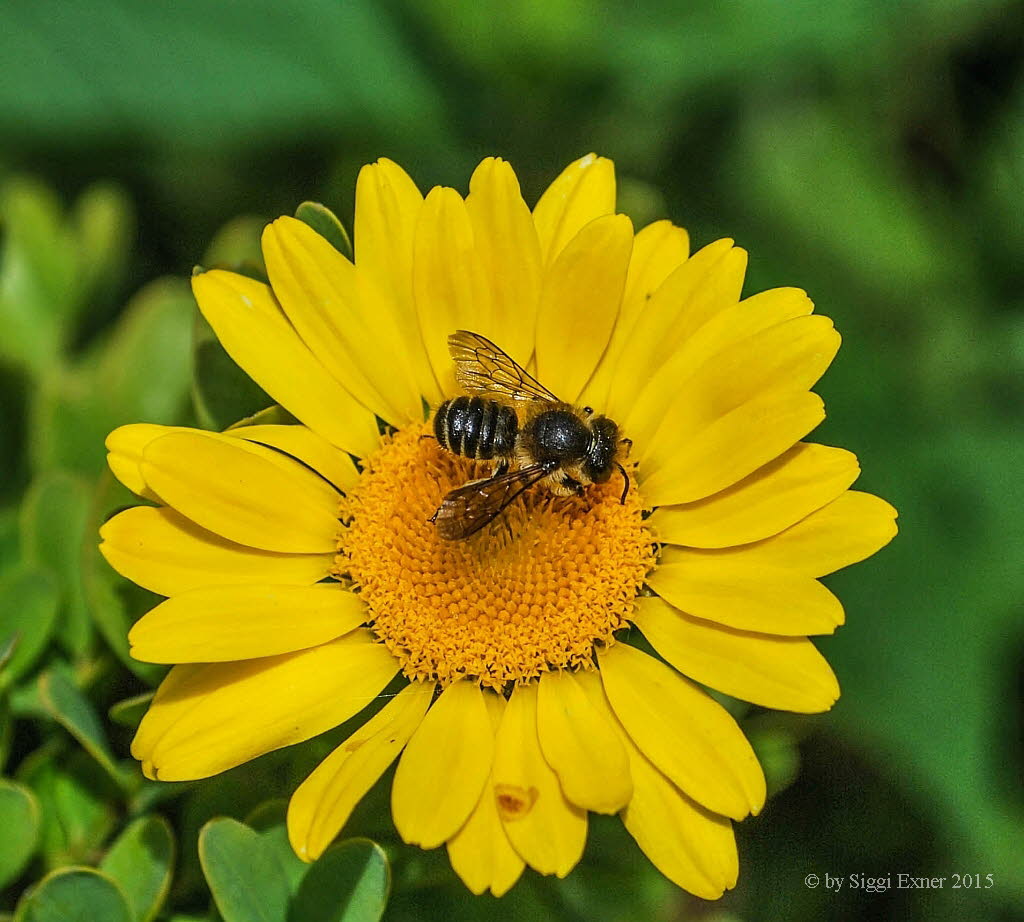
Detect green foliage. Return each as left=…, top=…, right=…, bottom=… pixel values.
left=199, top=818, right=388, bottom=922
left=0, top=568, right=59, bottom=689
left=199, top=818, right=293, bottom=922
left=0, top=781, right=40, bottom=890
left=294, top=203, right=354, bottom=261
left=288, top=840, right=390, bottom=922
left=13, top=867, right=133, bottom=922
left=99, top=817, right=175, bottom=922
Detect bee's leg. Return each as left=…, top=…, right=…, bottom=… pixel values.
left=616, top=463, right=630, bottom=504
left=562, top=475, right=584, bottom=497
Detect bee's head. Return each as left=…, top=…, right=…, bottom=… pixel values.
left=582, top=415, right=620, bottom=484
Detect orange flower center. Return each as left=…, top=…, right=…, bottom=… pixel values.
left=335, top=424, right=655, bottom=689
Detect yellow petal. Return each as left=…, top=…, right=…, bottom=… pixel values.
left=108, top=422, right=355, bottom=500
left=532, top=153, right=616, bottom=265
left=630, top=315, right=840, bottom=468
left=582, top=219, right=690, bottom=409
left=414, top=187, right=492, bottom=394
left=447, top=692, right=526, bottom=897
left=675, top=287, right=815, bottom=374
left=129, top=584, right=367, bottom=663
left=492, top=683, right=587, bottom=877
left=620, top=220, right=692, bottom=334
left=141, top=431, right=340, bottom=553
left=262, top=217, right=421, bottom=425
left=226, top=424, right=360, bottom=493
left=391, top=680, right=494, bottom=849
left=680, top=490, right=898, bottom=576
left=618, top=725, right=738, bottom=899
left=465, top=157, right=542, bottom=366
left=640, top=390, right=825, bottom=506
left=598, top=644, right=765, bottom=820
left=133, top=629, right=398, bottom=780
left=648, top=442, right=859, bottom=548
left=631, top=596, right=840, bottom=713
left=106, top=423, right=191, bottom=498
left=191, top=270, right=380, bottom=458
left=99, top=506, right=332, bottom=597
left=130, top=663, right=206, bottom=778
left=605, top=239, right=745, bottom=423
left=288, top=682, right=433, bottom=862
left=536, top=670, right=632, bottom=813
left=354, top=159, right=440, bottom=405
left=648, top=555, right=844, bottom=635
left=535, top=214, right=633, bottom=403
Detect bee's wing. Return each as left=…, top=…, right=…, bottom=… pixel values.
left=448, top=330, right=561, bottom=405
left=431, top=463, right=555, bottom=540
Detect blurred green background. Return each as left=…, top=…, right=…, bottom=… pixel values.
left=0, top=1, right=1021, bottom=920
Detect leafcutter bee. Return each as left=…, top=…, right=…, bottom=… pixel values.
left=429, top=330, right=631, bottom=540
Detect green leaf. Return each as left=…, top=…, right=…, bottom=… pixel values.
left=0, top=565, right=59, bottom=687
left=199, top=817, right=292, bottom=922
left=100, top=816, right=175, bottom=922
left=0, top=779, right=41, bottom=890
left=13, top=867, right=133, bottom=922
left=28, top=279, right=194, bottom=477
left=203, top=215, right=267, bottom=279
left=0, top=178, right=77, bottom=374
left=92, top=278, right=196, bottom=425
left=18, top=746, right=118, bottom=868
left=108, top=692, right=155, bottom=729
left=71, top=183, right=134, bottom=310
left=192, top=310, right=272, bottom=431
left=37, top=669, right=123, bottom=786
left=288, top=839, right=390, bottom=922
left=0, top=1, right=448, bottom=154
left=0, top=505, right=21, bottom=573
left=294, top=202, right=352, bottom=260
left=224, top=405, right=297, bottom=431
left=19, top=471, right=94, bottom=658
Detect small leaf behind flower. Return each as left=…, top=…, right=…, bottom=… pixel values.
left=288, top=839, right=390, bottom=922
left=38, top=669, right=124, bottom=786
left=0, top=779, right=40, bottom=890
left=99, top=816, right=175, bottom=922
left=294, top=202, right=353, bottom=260
left=198, top=817, right=292, bottom=922
left=0, top=566, right=59, bottom=687
left=13, top=867, right=133, bottom=922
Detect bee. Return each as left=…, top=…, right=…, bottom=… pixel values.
left=429, top=330, right=631, bottom=540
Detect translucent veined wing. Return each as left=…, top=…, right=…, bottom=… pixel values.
left=448, top=330, right=561, bottom=405
left=430, top=462, right=556, bottom=540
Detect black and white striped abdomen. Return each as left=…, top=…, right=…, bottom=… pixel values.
left=434, top=396, right=518, bottom=461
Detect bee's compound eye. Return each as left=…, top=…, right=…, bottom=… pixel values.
left=582, top=406, right=594, bottom=416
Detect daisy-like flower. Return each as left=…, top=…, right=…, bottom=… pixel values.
left=100, top=154, right=897, bottom=899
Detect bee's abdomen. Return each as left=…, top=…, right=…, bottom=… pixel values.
left=434, top=396, right=517, bottom=460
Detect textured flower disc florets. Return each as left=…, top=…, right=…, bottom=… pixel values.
left=336, top=424, right=656, bottom=690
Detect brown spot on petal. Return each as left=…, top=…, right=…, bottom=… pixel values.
left=494, top=783, right=539, bottom=821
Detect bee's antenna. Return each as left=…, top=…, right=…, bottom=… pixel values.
left=616, top=463, right=630, bottom=504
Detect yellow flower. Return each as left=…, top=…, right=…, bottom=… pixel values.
left=100, top=154, right=897, bottom=899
